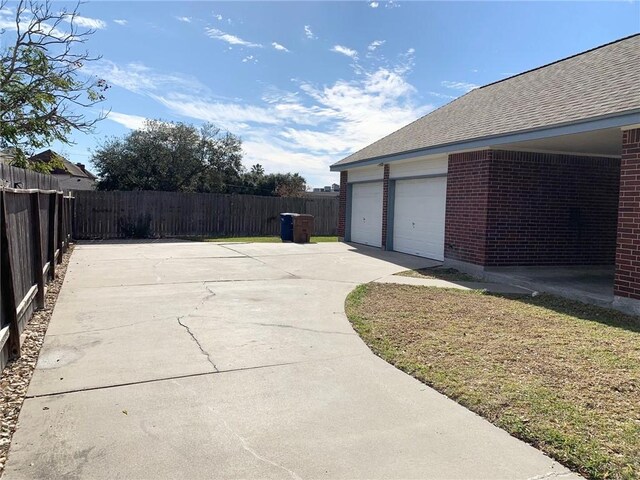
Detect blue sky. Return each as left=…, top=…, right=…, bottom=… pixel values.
left=3, top=1, right=639, bottom=187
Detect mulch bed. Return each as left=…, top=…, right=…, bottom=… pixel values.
left=0, top=245, right=74, bottom=475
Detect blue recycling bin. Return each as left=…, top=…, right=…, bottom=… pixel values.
left=280, top=213, right=295, bottom=242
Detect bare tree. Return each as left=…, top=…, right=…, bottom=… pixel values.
left=0, top=0, right=108, bottom=168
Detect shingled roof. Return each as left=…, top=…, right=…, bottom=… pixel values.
left=29, top=150, right=97, bottom=179
left=332, top=34, right=640, bottom=169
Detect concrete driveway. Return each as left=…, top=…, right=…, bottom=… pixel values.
left=4, top=241, right=579, bottom=479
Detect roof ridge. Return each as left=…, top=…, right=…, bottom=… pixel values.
left=480, top=32, right=640, bottom=90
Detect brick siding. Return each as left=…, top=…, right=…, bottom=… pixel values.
left=486, top=150, right=620, bottom=266
left=381, top=164, right=390, bottom=249
left=445, top=149, right=620, bottom=267
left=337, top=171, right=348, bottom=238
left=444, top=150, right=492, bottom=264
left=615, top=128, right=640, bottom=300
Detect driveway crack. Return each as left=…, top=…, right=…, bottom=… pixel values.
left=220, top=418, right=302, bottom=480
left=177, top=283, right=219, bottom=372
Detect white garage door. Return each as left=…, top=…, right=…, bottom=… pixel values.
left=350, top=182, right=383, bottom=247
left=393, top=177, right=447, bottom=260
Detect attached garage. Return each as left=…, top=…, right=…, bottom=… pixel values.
left=350, top=182, right=383, bottom=247
left=332, top=35, right=640, bottom=316
left=392, top=176, right=447, bottom=260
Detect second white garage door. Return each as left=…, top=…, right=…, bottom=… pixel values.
left=393, top=177, right=447, bottom=260
left=350, top=182, right=383, bottom=247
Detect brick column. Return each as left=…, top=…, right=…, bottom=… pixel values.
left=614, top=128, right=640, bottom=307
left=381, top=164, right=390, bottom=249
left=337, top=171, right=348, bottom=239
left=444, top=150, right=492, bottom=267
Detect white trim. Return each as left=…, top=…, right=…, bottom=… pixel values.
left=621, top=124, right=640, bottom=131
left=0, top=325, right=9, bottom=351
left=16, top=284, right=38, bottom=320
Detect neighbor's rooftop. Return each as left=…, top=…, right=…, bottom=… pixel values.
left=332, top=34, right=640, bottom=169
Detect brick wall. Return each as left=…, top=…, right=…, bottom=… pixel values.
left=615, top=128, right=640, bottom=300
left=337, top=171, right=348, bottom=238
left=486, top=150, right=620, bottom=266
left=444, top=150, right=492, bottom=264
left=445, top=149, right=620, bottom=267
left=381, top=164, right=390, bottom=249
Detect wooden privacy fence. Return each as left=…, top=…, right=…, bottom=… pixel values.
left=1, top=164, right=74, bottom=369
left=74, top=190, right=340, bottom=239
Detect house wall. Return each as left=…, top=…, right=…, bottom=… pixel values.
left=55, top=174, right=96, bottom=191
left=338, top=171, right=348, bottom=238
left=444, top=150, right=492, bottom=265
left=485, top=150, right=620, bottom=266
left=381, top=165, right=390, bottom=249
left=389, top=155, right=448, bottom=179
left=347, top=165, right=384, bottom=182
left=445, top=149, right=620, bottom=267
left=615, top=128, right=640, bottom=302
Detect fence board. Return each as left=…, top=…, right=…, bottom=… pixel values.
left=1, top=165, right=73, bottom=369
left=73, top=190, right=340, bottom=239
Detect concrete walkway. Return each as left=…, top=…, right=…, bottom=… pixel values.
left=4, top=241, right=579, bottom=479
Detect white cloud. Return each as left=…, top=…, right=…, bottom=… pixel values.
left=272, top=42, right=289, bottom=52
left=95, top=56, right=431, bottom=186
left=113, top=19, right=127, bottom=26
left=214, top=14, right=223, bottom=21
left=205, top=27, right=262, bottom=48
left=441, top=80, right=479, bottom=93
left=426, top=91, right=456, bottom=100
left=369, top=1, right=379, bottom=8
left=367, top=40, right=385, bottom=52
left=331, top=45, right=358, bottom=59
left=84, top=60, right=207, bottom=95
left=304, top=25, right=315, bottom=39
left=242, top=55, right=257, bottom=64
left=0, top=11, right=67, bottom=39
left=385, top=0, right=401, bottom=8
left=107, top=112, right=149, bottom=130
left=176, top=16, right=191, bottom=23
left=64, top=14, right=107, bottom=29
left=151, top=94, right=281, bottom=132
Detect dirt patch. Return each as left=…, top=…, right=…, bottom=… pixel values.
left=394, top=266, right=477, bottom=282
left=346, top=283, right=640, bottom=480
left=0, top=245, right=75, bottom=476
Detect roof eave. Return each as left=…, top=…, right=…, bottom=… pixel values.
left=329, top=109, right=640, bottom=172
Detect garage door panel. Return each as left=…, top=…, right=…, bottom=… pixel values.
left=350, top=182, right=383, bottom=247
left=393, top=177, right=446, bottom=260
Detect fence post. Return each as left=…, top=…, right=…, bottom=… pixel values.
left=61, top=196, right=67, bottom=251
left=1, top=189, right=21, bottom=360
left=48, top=192, right=58, bottom=279
left=30, top=192, right=45, bottom=310
left=56, top=193, right=64, bottom=263
left=70, top=194, right=75, bottom=240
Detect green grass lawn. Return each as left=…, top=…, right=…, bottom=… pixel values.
left=346, top=283, right=640, bottom=480
left=181, top=235, right=339, bottom=243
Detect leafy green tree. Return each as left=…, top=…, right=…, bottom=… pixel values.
left=240, top=165, right=307, bottom=197
left=92, top=120, right=244, bottom=193
left=0, top=0, right=108, bottom=169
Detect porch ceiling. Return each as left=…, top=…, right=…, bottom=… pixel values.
left=498, top=127, right=622, bottom=157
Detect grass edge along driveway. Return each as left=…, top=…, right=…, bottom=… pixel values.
left=346, top=283, right=640, bottom=480
left=181, top=235, right=338, bottom=243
